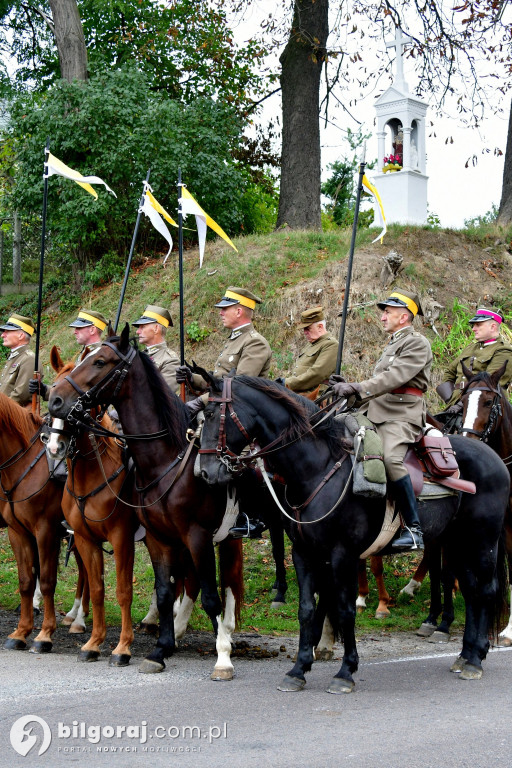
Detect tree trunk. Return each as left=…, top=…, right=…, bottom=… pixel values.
left=12, top=211, right=21, bottom=288
left=49, top=0, right=88, bottom=82
left=276, top=0, right=329, bottom=230
left=498, top=100, right=512, bottom=226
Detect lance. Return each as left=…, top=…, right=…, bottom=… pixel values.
left=113, top=168, right=151, bottom=333
left=335, top=144, right=367, bottom=375
left=32, top=138, right=50, bottom=414
left=177, top=168, right=186, bottom=402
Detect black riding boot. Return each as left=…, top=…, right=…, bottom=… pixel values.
left=229, top=512, right=266, bottom=540
left=391, top=475, right=424, bottom=551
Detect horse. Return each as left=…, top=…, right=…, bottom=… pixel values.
left=0, top=392, right=65, bottom=652
left=195, top=374, right=509, bottom=691
left=459, top=362, right=512, bottom=646
left=47, top=325, right=244, bottom=680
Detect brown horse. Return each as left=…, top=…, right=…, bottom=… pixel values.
left=0, top=392, right=64, bottom=652
left=45, top=347, right=141, bottom=665
left=48, top=326, right=244, bottom=680
left=460, top=362, right=512, bottom=646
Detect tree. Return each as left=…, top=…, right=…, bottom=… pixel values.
left=498, top=101, right=512, bottom=225
left=48, top=0, right=87, bottom=82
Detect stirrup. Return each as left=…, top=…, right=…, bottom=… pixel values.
left=392, top=526, right=424, bottom=551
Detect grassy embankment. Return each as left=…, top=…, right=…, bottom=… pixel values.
left=1, top=219, right=511, bottom=637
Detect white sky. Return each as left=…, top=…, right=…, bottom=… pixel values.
left=230, top=1, right=510, bottom=229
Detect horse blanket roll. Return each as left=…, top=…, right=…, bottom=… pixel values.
left=339, top=413, right=387, bottom=497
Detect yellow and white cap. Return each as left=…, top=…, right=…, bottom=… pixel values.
left=214, top=286, right=262, bottom=311
left=377, top=289, right=423, bottom=317
left=69, top=309, right=108, bottom=331
left=0, top=313, right=36, bottom=336
left=132, top=305, right=173, bottom=328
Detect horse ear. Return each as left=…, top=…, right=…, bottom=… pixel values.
left=490, top=361, right=508, bottom=387
left=119, top=323, right=130, bottom=352
left=49, top=345, right=64, bottom=373
left=107, top=321, right=114, bottom=337
left=461, top=362, right=472, bottom=382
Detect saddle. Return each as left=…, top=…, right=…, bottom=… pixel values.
left=404, top=430, right=476, bottom=496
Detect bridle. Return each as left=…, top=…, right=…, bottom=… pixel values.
left=461, top=382, right=503, bottom=441
left=198, top=378, right=254, bottom=473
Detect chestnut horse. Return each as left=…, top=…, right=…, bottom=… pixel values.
left=48, top=326, right=244, bottom=680
left=0, top=392, right=64, bottom=652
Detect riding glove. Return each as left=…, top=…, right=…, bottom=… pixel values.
left=176, top=365, right=192, bottom=384
left=28, top=378, right=49, bottom=399
left=331, top=381, right=361, bottom=400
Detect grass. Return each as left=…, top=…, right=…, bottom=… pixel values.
left=0, top=528, right=466, bottom=638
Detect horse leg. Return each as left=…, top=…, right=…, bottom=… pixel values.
left=498, top=529, right=512, bottom=646
left=64, top=550, right=89, bottom=633
left=278, top=547, right=317, bottom=691
left=211, top=538, right=243, bottom=681
left=139, top=535, right=177, bottom=674
left=313, top=600, right=335, bottom=661
left=417, top=542, right=442, bottom=638
left=371, top=555, right=391, bottom=618
left=110, top=531, right=135, bottom=666
left=326, top=548, right=359, bottom=694
left=268, top=515, right=287, bottom=607
left=428, top=551, right=455, bottom=643
left=30, top=526, right=60, bottom=653
left=75, top=535, right=106, bottom=662
left=400, top=549, right=429, bottom=597
left=356, top=558, right=370, bottom=614
left=174, top=569, right=199, bottom=642
left=4, top=529, right=36, bottom=650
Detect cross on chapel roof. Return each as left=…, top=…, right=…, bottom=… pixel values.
left=385, top=26, right=413, bottom=92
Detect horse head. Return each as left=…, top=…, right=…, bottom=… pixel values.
left=49, top=324, right=133, bottom=420
left=460, top=362, right=508, bottom=440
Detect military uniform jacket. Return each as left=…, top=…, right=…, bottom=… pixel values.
left=0, top=345, right=42, bottom=407
left=286, top=334, right=338, bottom=393
left=191, top=323, right=272, bottom=390
left=146, top=342, right=180, bottom=395
left=358, top=325, right=432, bottom=427
left=443, top=338, right=512, bottom=407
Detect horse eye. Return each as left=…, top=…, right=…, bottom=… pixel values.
left=95, top=359, right=106, bottom=368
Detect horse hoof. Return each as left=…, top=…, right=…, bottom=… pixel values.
left=277, top=675, right=306, bottom=692
left=61, top=615, right=74, bottom=626
left=498, top=636, right=512, bottom=647
left=459, top=663, right=483, bottom=680
left=211, top=667, right=234, bottom=681
left=69, top=624, right=86, bottom=634
left=29, top=640, right=53, bottom=654
left=375, top=610, right=391, bottom=619
left=110, top=653, right=131, bottom=667
left=138, top=622, right=159, bottom=636
left=417, top=622, right=437, bottom=637
left=139, top=658, right=165, bottom=674
left=326, top=677, right=355, bottom=694
left=314, top=648, right=334, bottom=661
left=427, top=630, right=450, bottom=644
left=78, top=649, right=100, bottom=662
left=356, top=606, right=365, bottom=615
left=450, top=656, right=467, bottom=673
left=271, top=601, right=286, bottom=609
left=3, top=637, right=27, bottom=651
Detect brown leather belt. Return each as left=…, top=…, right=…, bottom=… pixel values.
left=391, top=386, right=424, bottom=397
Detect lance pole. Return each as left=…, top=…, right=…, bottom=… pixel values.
left=177, top=168, right=186, bottom=401
left=335, top=144, right=367, bottom=375
left=32, top=138, right=50, bottom=414
left=114, top=168, right=151, bottom=332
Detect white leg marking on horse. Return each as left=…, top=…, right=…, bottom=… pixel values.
left=69, top=599, right=86, bottom=633
left=315, top=616, right=335, bottom=659
left=461, top=391, right=481, bottom=436
left=141, top=591, right=159, bottom=626
left=213, top=587, right=235, bottom=679
left=63, top=597, right=81, bottom=622
left=400, top=578, right=422, bottom=596
left=33, top=579, right=42, bottom=611
left=499, top=586, right=512, bottom=642
left=174, top=594, right=195, bottom=640
left=356, top=595, right=367, bottom=609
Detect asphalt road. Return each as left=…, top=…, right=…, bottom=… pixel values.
left=1, top=642, right=511, bottom=768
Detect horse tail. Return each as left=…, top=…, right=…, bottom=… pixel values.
left=218, top=538, right=244, bottom=629
left=490, top=527, right=509, bottom=640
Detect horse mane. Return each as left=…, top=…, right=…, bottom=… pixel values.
left=137, top=348, right=190, bottom=451
left=0, top=392, right=43, bottom=449
left=233, top=376, right=348, bottom=454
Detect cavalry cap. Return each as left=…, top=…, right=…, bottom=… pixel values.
left=377, top=288, right=423, bottom=317
left=468, top=307, right=504, bottom=324
left=0, top=313, right=36, bottom=336
left=69, top=309, right=108, bottom=331
left=299, top=306, right=325, bottom=328
left=132, top=305, right=173, bottom=328
left=214, top=286, right=262, bottom=310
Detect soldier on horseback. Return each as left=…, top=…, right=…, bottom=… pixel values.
left=280, top=306, right=338, bottom=398
left=132, top=305, right=180, bottom=395
left=0, top=313, right=41, bottom=406
left=329, top=288, right=432, bottom=551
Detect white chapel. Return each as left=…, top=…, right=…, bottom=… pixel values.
left=373, top=28, right=428, bottom=225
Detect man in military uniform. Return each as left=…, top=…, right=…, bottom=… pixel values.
left=29, top=308, right=109, bottom=400
left=177, top=286, right=272, bottom=538
left=0, top=313, right=41, bottom=407
left=330, top=289, right=432, bottom=551
left=437, top=308, right=512, bottom=427
left=132, top=305, right=179, bottom=395
left=284, top=306, right=338, bottom=397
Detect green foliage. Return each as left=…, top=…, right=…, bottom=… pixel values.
left=464, top=204, right=499, bottom=229
left=431, top=298, right=474, bottom=359
left=6, top=65, right=249, bottom=274
left=426, top=210, right=441, bottom=228
left=239, top=178, right=278, bottom=234
left=186, top=320, right=210, bottom=344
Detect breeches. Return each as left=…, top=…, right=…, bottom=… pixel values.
left=374, top=420, right=422, bottom=482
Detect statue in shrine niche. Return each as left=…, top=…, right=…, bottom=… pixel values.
left=392, top=128, right=403, bottom=165
left=410, top=140, right=419, bottom=169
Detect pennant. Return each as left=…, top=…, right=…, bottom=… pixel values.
left=140, top=191, right=174, bottom=263
left=45, top=152, right=116, bottom=199
left=362, top=174, right=387, bottom=243
left=179, top=187, right=238, bottom=267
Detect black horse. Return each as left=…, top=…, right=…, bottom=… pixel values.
left=198, top=374, right=509, bottom=692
